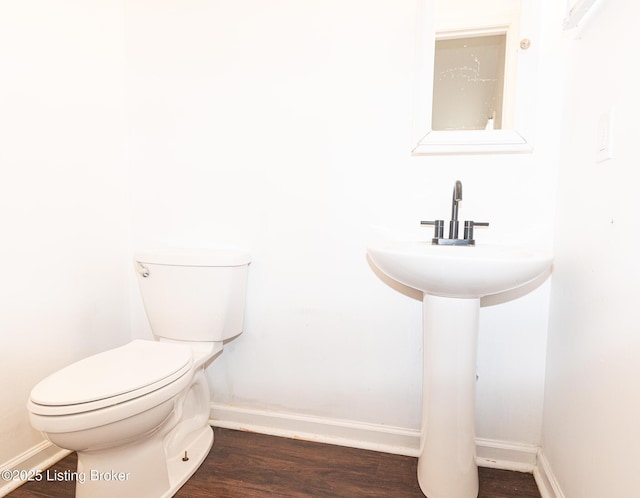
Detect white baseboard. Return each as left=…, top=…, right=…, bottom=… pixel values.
left=534, top=450, right=565, bottom=498
left=210, top=402, right=422, bottom=457
left=0, top=441, right=71, bottom=497
left=476, top=437, right=538, bottom=472
left=210, top=403, right=543, bottom=476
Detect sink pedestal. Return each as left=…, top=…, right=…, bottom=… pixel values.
left=366, top=240, right=553, bottom=497
left=418, top=295, right=479, bottom=498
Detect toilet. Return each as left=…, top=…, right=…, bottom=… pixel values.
left=27, top=248, right=250, bottom=498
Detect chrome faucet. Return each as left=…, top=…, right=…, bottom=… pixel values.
left=420, top=180, right=489, bottom=246
left=449, top=180, right=463, bottom=239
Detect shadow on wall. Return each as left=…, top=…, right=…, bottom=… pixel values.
left=481, top=266, right=552, bottom=307
left=367, top=254, right=426, bottom=302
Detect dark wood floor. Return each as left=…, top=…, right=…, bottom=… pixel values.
left=9, top=428, right=540, bottom=498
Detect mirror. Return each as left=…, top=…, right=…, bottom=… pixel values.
left=432, top=32, right=507, bottom=131
left=413, top=0, right=535, bottom=155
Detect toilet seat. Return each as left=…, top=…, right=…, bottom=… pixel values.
left=29, top=340, right=193, bottom=416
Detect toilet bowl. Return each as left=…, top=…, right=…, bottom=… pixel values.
left=27, top=248, right=250, bottom=498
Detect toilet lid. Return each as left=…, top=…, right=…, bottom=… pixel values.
left=29, top=340, right=192, bottom=414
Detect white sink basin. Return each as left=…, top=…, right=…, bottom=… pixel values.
left=367, top=241, right=552, bottom=298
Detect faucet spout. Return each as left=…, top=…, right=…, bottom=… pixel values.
left=420, top=180, right=489, bottom=245
left=449, top=180, right=463, bottom=239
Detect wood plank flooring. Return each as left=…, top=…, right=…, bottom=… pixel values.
left=9, top=428, right=540, bottom=498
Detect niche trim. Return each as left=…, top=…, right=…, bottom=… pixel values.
left=412, top=3, right=536, bottom=156
left=412, top=129, right=531, bottom=155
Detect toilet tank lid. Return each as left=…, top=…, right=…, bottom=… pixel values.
left=135, top=248, right=251, bottom=267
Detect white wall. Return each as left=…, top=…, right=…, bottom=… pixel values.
left=0, top=1, right=131, bottom=466
left=126, top=0, right=558, bottom=445
left=542, top=1, right=640, bottom=496
left=5, top=1, right=638, bottom=493
left=0, top=0, right=568, bottom=473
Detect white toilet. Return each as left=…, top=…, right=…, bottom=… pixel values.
left=27, top=248, right=250, bottom=498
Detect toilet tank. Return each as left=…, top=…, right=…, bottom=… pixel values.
left=134, top=249, right=250, bottom=342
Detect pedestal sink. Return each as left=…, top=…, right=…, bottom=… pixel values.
left=367, top=241, right=552, bottom=498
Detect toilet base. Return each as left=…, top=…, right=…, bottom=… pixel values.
left=74, top=425, right=213, bottom=498
left=164, top=425, right=213, bottom=497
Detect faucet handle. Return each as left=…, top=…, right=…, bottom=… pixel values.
left=463, top=221, right=489, bottom=242
left=421, top=219, right=444, bottom=239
